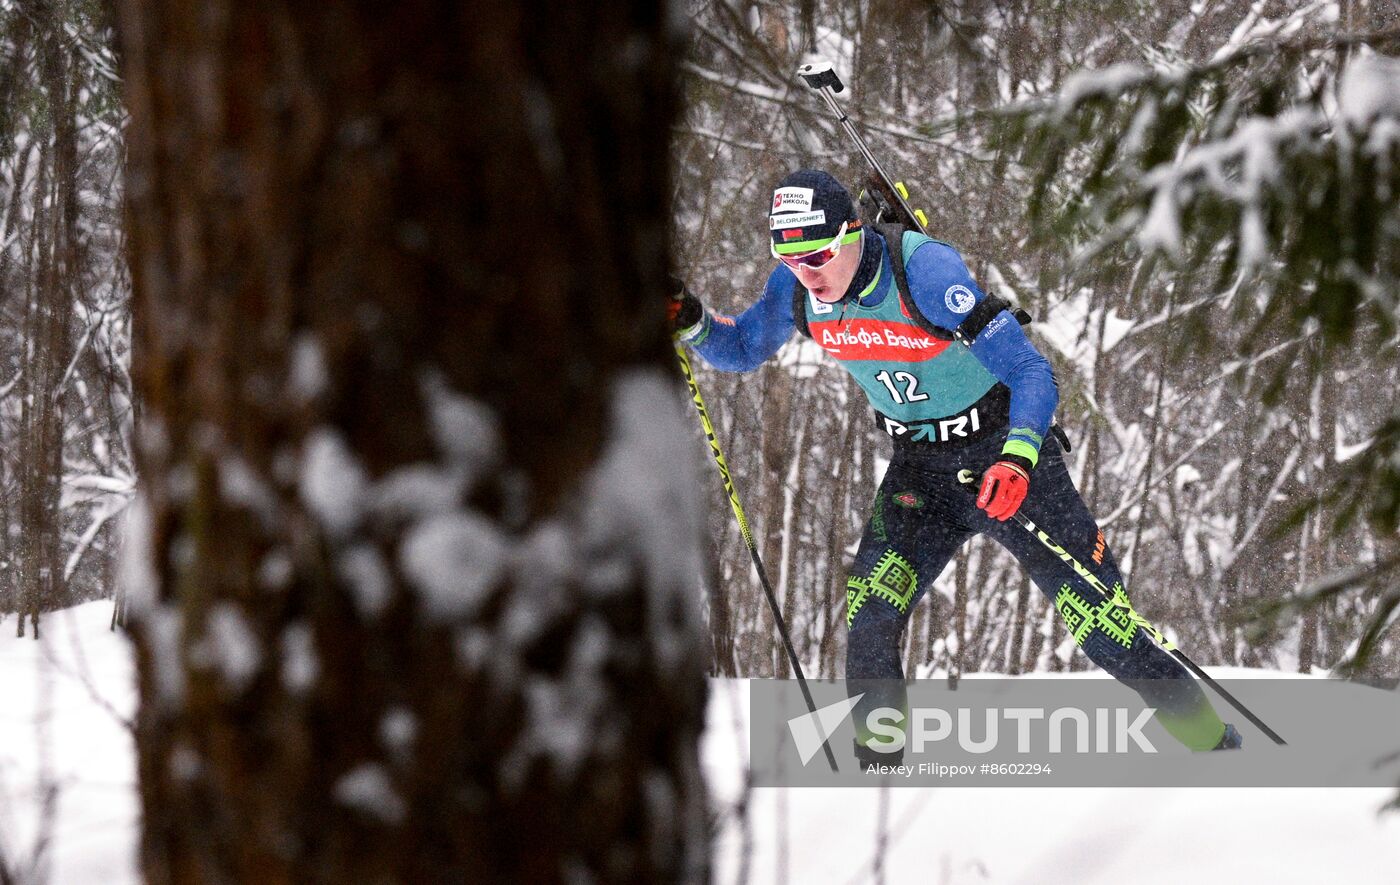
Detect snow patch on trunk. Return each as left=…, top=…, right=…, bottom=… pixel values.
left=191, top=603, right=261, bottom=694
left=579, top=370, right=704, bottom=654
left=494, top=368, right=705, bottom=778
left=300, top=428, right=369, bottom=540
left=399, top=511, right=507, bottom=618
left=117, top=493, right=157, bottom=615
left=334, top=763, right=405, bottom=824
left=144, top=604, right=186, bottom=707
left=336, top=544, right=393, bottom=618
left=280, top=623, right=319, bottom=694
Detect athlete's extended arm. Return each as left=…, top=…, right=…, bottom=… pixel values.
left=675, top=267, right=797, bottom=372
left=905, top=240, right=1059, bottom=468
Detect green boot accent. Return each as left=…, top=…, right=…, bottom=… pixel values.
left=1155, top=695, right=1228, bottom=751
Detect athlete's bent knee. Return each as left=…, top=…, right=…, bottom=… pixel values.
left=845, top=547, right=919, bottom=628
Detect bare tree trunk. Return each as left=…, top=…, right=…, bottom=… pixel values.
left=758, top=365, right=793, bottom=676
left=118, top=2, right=705, bottom=882
left=1007, top=576, right=1032, bottom=675
left=37, top=13, right=81, bottom=621
left=819, top=378, right=859, bottom=678
left=15, top=135, right=48, bottom=636
left=4, top=4, right=88, bottom=634
left=951, top=547, right=967, bottom=687
left=706, top=522, right=739, bottom=677
left=777, top=402, right=812, bottom=676
left=905, top=591, right=927, bottom=677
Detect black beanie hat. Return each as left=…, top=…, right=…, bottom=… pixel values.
left=769, top=169, right=859, bottom=253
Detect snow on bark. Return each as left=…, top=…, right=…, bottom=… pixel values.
left=367, top=464, right=463, bottom=524
left=378, top=708, right=418, bottom=763
left=1338, top=53, right=1400, bottom=129
left=474, top=369, right=705, bottom=778
left=422, top=370, right=501, bottom=484
left=523, top=83, right=565, bottom=176
left=117, top=493, right=158, bottom=615
left=284, top=367, right=700, bottom=783
left=336, top=544, right=393, bottom=618
left=145, top=604, right=186, bottom=708
left=399, top=511, right=507, bottom=619
left=279, top=623, right=319, bottom=694
left=578, top=369, right=703, bottom=664
left=515, top=618, right=611, bottom=779
left=333, top=763, right=405, bottom=825
left=218, top=454, right=278, bottom=528
left=299, top=428, right=370, bottom=540
left=191, top=602, right=262, bottom=694
left=347, top=379, right=509, bottom=622
left=169, top=743, right=203, bottom=783
left=289, top=333, right=329, bottom=400
left=454, top=626, right=494, bottom=671
left=257, top=549, right=294, bottom=591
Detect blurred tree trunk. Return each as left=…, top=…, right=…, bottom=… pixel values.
left=758, top=365, right=792, bottom=676
left=0, top=2, right=128, bottom=621
left=1006, top=576, right=1031, bottom=675
left=0, top=15, right=33, bottom=619
left=16, top=8, right=83, bottom=635
left=37, top=9, right=81, bottom=627
left=819, top=377, right=859, bottom=678
left=705, top=546, right=737, bottom=676
left=118, top=1, right=706, bottom=882
left=13, top=135, right=44, bottom=632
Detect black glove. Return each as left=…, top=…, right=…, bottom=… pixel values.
left=668, top=276, right=703, bottom=331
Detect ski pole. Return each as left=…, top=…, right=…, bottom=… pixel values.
left=798, top=58, right=1037, bottom=344
left=797, top=59, right=928, bottom=234
left=676, top=342, right=840, bottom=772
left=955, top=469, right=1287, bottom=746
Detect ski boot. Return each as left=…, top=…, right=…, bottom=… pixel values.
left=854, top=740, right=903, bottom=772
left=1212, top=723, right=1243, bottom=750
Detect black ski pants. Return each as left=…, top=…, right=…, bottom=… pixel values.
left=844, top=431, right=1226, bottom=751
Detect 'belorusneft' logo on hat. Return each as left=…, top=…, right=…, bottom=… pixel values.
left=771, top=210, right=826, bottom=230
left=772, top=187, right=814, bottom=213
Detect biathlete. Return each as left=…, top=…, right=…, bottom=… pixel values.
left=674, top=169, right=1240, bottom=763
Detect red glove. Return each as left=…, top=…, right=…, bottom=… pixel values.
left=668, top=276, right=702, bottom=331
left=977, top=459, right=1031, bottom=521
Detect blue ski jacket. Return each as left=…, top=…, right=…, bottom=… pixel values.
left=680, top=230, right=1058, bottom=466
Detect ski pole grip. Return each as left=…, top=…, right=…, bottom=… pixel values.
left=956, top=468, right=980, bottom=492
left=797, top=59, right=844, bottom=93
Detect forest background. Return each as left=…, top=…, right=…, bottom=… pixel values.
left=0, top=0, right=1397, bottom=683
left=0, top=0, right=1396, bottom=879
left=676, top=0, right=1400, bottom=683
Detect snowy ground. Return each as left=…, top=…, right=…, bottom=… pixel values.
left=705, top=678, right=1400, bottom=884
left=0, top=601, right=138, bottom=884
left=3, top=603, right=1399, bottom=884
